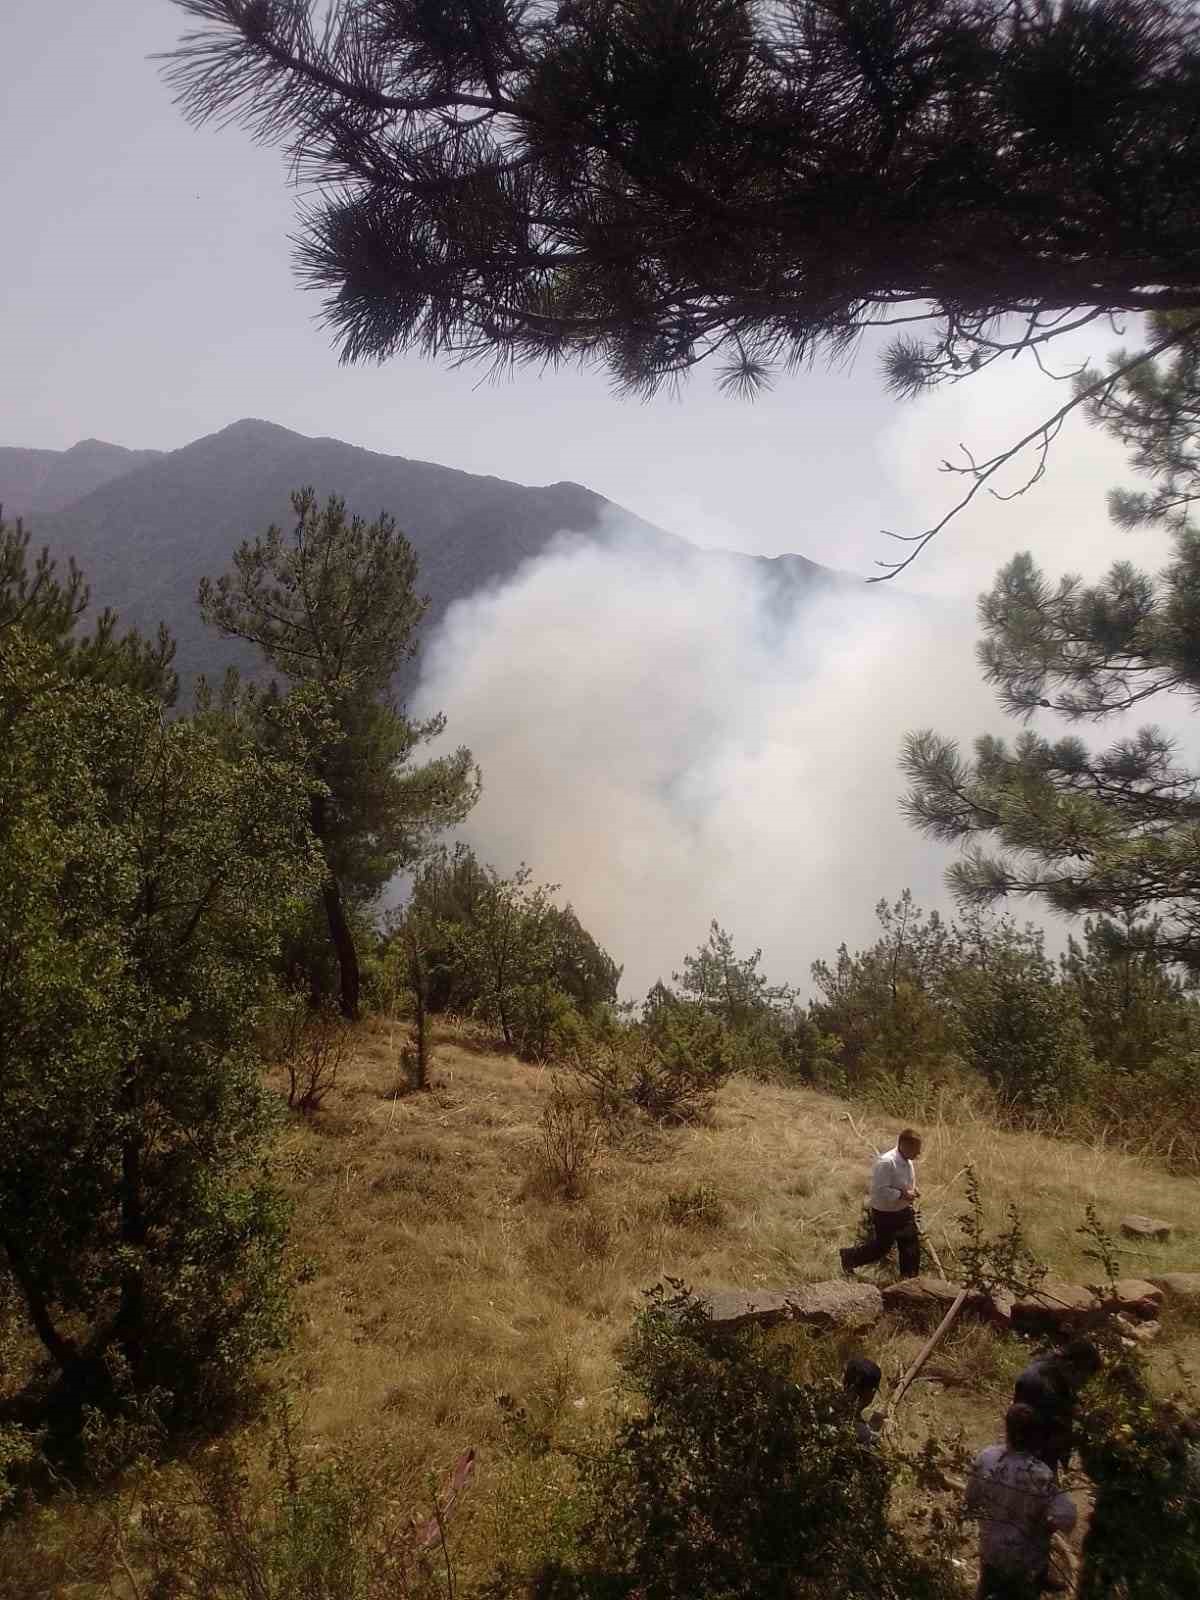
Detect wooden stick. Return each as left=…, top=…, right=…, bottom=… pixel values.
left=918, top=1217, right=946, bottom=1279
left=882, top=1288, right=969, bottom=1431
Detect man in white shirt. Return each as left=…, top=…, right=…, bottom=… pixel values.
left=839, top=1127, right=922, bottom=1280
left=966, top=1402, right=1078, bottom=1598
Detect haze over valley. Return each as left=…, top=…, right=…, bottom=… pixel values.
left=1, top=413, right=1142, bottom=998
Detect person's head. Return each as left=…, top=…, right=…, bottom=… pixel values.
left=843, top=1356, right=882, bottom=1410
left=1060, top=1338, right=1102, bottom=1387
left=897, top=1128, right=922, bottom=1160
left=1004, top=1402, right=1046, bottom=1455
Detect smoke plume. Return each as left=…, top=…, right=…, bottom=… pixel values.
left=412, top=521, right=1005, bottom=998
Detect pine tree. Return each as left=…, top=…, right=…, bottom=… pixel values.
left=903, top=319, right=1200, bottom=968
left=199, top=489, right=479, bottom=1018
left=164, top=1, right=1200, bottom=401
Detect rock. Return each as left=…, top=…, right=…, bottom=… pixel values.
left=1011, top=1280, right=1101, bottom=1334
left=696, top=1289, right=795, bottom=1330
left=783, top=1280, right=883, bottom=1331
left=882, top=1276, right=958, bottom=1317
left=881, top=1277, right=989, bottom=1323
left=986, top=1289, right=1016, bottom=1331
left=697, top=1281, right=882, bottom=1333
left=1087, top=1278, right=1164, bottom=1321
left=1121, top=1215, right=1173, bottom=1242
left=1147, top=1272, right=1200, bottom=1304
left=1115, top=1313, right=1162, bottom=1345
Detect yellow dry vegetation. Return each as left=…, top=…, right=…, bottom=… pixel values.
left=8, top=1014, right=1199, bottom=1595
left=259, top=1016, right=1200, bottom=1575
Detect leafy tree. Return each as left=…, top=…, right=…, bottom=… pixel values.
left=199, top=488, right=479, bottom=1018
left=658, top=919, right=830, bottom=1081
left=405, top=843, right=621, bottom=1029
left=165, top=0, right=1200, bottom=408
left=1075, top=1350, right=1200, bottom=1600
left=0, top=610, right=322, bottom=1433
left=903, top=317, right=1200, bottom=970
left=953, top=929, right=1095, bottom=1114
left=439, top=861, right=568, bottom=1053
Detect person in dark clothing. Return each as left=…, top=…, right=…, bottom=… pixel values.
left=1013, top=1339, right=1102, bottom=1473
left=842, top=1356, right=884, bottom=1447
left=839, top=1128, right=923, bottom=1280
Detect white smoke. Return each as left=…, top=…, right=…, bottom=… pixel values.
left=408, top=323, right=1193, bottom=1000
left=411, top=522, right=1009, bottom=999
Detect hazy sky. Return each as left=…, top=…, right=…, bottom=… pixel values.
left=2, top=1, right=1148, bottom=584
left=4, top=2, right=1184, bottom=991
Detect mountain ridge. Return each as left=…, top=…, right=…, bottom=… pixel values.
left=0, top=418, right=845, bottom=695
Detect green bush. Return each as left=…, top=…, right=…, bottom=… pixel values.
left=1076, top=1351, right=1200, bottom=1599
left=533, top=1282, right=962, bottom=1600
left=571, top=1017, right=734, bottom=1126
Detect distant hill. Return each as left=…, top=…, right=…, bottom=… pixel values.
left=0, top=438, right=164, bottom=518
left=0, top=418, right=846, bottom=696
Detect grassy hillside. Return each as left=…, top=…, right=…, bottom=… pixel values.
left=9, top=1018, right=1199, bottom=1595
left=271, top=1023, right=1200, bottom=1584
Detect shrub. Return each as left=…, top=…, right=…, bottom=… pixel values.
left=273, top=994, right=351, bottom=1112
left=528, top=1084, right=602, bottom=1201
left=36, top=1414, right=463, bottom=1600
left=0, top=626, right=320, bottom=1439
left=1076, top=1351, right=1200, bottom=1599
left=536, top=1281, right=961, bottom=1600
left=570, top=1020, right=732, bottom=1126
left=664, top=1184, right=727, bottom=1230
left=955, top=948, right=1096, bottom=1119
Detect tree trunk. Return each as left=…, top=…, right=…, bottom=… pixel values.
left=322, top=874, right=360, bottom=1021
left=0, top=1226, right=78, bottom=1376
left=114, top=1126, right=148, bottom=1372
left=311, top=792, right=360, bottom=1020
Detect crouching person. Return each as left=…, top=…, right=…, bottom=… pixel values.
left=966, top=1403, right=1077, bottom=1599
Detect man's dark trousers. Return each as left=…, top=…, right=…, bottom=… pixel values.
left=842, top=1207, right=921, bottom=1278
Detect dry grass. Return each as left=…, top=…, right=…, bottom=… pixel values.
left=9, top=1016, right=1199, bottom=1594
left=255, top=1021, right=1200, bottom=1570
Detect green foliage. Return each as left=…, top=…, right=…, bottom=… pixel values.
left=166, top=1, right=1200, bottom=402
left=199, top=488, right=479, bottom=1017
left=403, top=847, right=620, bottom=1058
left=903, top=321, right=1200, bottom=974
left=810, top=893, right=960, bottom=1086
left=0, top=602, right=321, bottom=1441
left=1075, top=1352, right=1200, bottom=1600
left=954, top=936, right=1095, bottom=1116
left=538, top=1281, right=961, bottom=1600
left=571, top=1002, right=741, bottom=1126
left=1077, top=1204, right=1121, bottom=1301
left=1061, top=918, right=1198, bottom=1076
left=658, top=921, right=834, bottom=1083
left=955, top=1168, right=1047, bottom=1300
left=0, top=515, right=178, bottom=703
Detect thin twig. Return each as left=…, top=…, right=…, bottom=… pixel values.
left=871, top=318, right=1200, bottom=580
